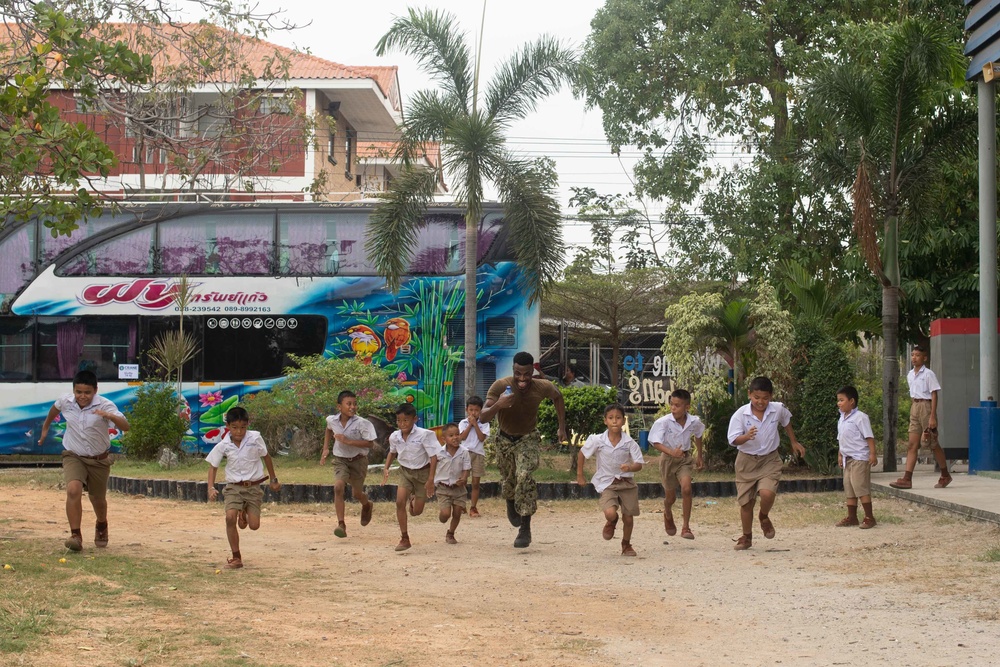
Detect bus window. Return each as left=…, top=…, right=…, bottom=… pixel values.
left=278, top=212, right=373, bottom=275
left=42, top=216, right=122, bottom=267
left=0, top=317, right=33, bottom=382
left=160, top=213, right=274, bottom=276
left=58, top=227, right=155, bottom=276
left=410, top=215, right=463, bottom=274
left=37, top=317, right=138, bottom=381
left=201, top=315, right=326, bottom=381
left=0, top=224, right=36, bottom=299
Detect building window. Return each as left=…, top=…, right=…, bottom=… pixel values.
left=345, top=129, right=356, bottom=178
left=258, top=95, right=293, bottom=115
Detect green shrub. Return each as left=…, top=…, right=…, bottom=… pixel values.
left=699, top=395, right=739, bottom=469
left=799, top=339, right=854, bottom=474
left=120, top=383, right=188, bottom=461
left=538, top=386, right=620, bottom=471
left=849, top=345, right=909, bottom=450
left=242, top=355, right=399, bottom=459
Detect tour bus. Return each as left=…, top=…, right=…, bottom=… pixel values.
left=0, top=203, right=537, bottom=455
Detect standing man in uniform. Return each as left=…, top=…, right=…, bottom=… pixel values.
left=480, top=351, right=568, bottom=548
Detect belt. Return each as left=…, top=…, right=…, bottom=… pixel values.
left=499, top=430, right=528, bottom=441
left=912, top=398, right=931, bottom=403
left=337, top=453, right=368, bottom=461
left=401, top=464, right=430, bottom=472
left=230, top=477, right=268, bottom=487
left=66, top=450, right=110, bottom=460
left=610, top=476, right=634, bottom=484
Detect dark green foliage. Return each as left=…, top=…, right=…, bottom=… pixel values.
left=538, top=386, right=620, bottom=471
left=700, top=396, right=738, bottom=470
left=799, top=340, right=854, bottom=474
left=242, top=355, right=398, bottom=459
left=120, top=383, right=188, bottom=461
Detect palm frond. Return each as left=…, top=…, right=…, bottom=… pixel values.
left=442, top=112, right=506, bottom=209
left=494, top=158, right=565, bottom=303
left=376, top=8, right=473, bottom=111
left=366, top=167, right=440, bottom=293
left=394, top=90, right=465, bottom=166
left=484, top=36, right=578, bottom=127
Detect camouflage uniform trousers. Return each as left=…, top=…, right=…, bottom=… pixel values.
left=494, top=430, right=541, bottom=517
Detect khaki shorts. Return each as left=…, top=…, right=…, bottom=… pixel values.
left=468, top=451, right=486, bottom=478
left=62, top=451, right=112, bottom=500
left=599, top=478, right=640, bottom=516
left=399, top=464, right=430, bottom=500
left=735, top=450, right=783, bottom=507
left=659, top=451, right=694, bottom=492
left=436, top=484, right=468, bottom=510
left=223, top=484, right=264, bottom=515
left=843, top=459, right=872, bottom=498
left=908, top=400, right=932, bottom=434
left=333, top=454, right=368, bottom=488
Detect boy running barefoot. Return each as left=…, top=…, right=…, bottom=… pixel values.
left=206, top=407, right=281, bottom=569
left=836, top=386, right=878, bottom=529
left=727, top=377, right=805, bottom=551
left=320, top=390, right=377, bottom=538
left=383, top=403, right=439, bottom=552
left=435, top=423, right=472, bottom=544
left=648, top=389, right=705, bottom=540
left=577, top=403, right=645, bottom=557
left=458, top=395, right=489, bottom=517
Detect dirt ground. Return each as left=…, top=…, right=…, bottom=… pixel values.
left=2, top=481, right=1000, bottom=667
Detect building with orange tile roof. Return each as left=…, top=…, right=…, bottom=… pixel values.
left=0, top=21, right=440, bottom=202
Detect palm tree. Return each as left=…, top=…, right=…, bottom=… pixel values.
left=367, top=6, right=576, bottom=399
left=807, top=17, right=974, bottom=471
left=780, top=259, right=882, bottom=345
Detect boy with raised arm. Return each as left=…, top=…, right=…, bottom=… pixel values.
left=383, top=403, right=439, bottom=552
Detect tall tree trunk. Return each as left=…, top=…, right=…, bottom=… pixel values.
left=881, top=285, right=899, bottom=473
left=881, top=210, right=900, bottom=473
left=464, top=210, right=478, bottom=401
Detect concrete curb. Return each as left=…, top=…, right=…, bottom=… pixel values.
left=108, top=475, right=844, bottom=504
left=872, top=483, right=1000, bottom=526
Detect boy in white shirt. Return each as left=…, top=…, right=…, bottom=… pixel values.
left=382, top=403, right=440, bottom=551
left=890, top=344, right=951, bottom=489
left=320, top=390, right=377, bottom=538
left=435, top=423, right=472, bottom=544
left=576, top=403, right=645, bottom=556
left=458, top=395, right=490, bottom=517
left=37, top=370, right=130, bottom=552
left=836, top=386, right=878, bottom=529
left=649, top=389, right=705, bottom=540
left=727, top=376, right=805, bottom=551
left=206, top=407, right=281, bottom=570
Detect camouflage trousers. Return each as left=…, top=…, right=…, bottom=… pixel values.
left=494, top=430, right=541, bottom=517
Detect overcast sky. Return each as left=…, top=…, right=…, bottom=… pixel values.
left=239, top=0, right=645, bottom=251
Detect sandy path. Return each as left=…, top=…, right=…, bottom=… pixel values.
left=2, top=483, right=999, bottom=666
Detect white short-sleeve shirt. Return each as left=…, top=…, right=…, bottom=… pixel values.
left=727, top=402, right=792, bottom=456
left=434, top=446, right=472, bottom=485
left=388, top=425, right=441, bottom=469
left=579, top=431, right=644, bottom=493
left=205, top=430, right=269, bottom=483
left=907, top=366, right=941, bottom=400
left=326, top=413, right=377, bottom=458
left=54, top=394, right=123, bottom=457
left=838, top=409, right=874, bottom=461
left=457, top=418, right=490, bottom=456
left=648, top=413, right=706, bottom=452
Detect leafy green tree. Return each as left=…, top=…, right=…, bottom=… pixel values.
left=0, top=3, right=151, bottom=235
left=799, top=340, right=854, bottom=474
left=242, top=355, right=399, bottom=458
left=368, top=7, right=576, bottom=397
left=806, top=17, right=974, bottom=471
left=543, top=268, right=679, bottom=387
left=780, top=259, right=882, bottom=344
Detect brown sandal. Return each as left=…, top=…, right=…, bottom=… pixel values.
left=835, top=516, right=860, bottom=527
left=445, top=530, right=457, bottom=545
left=394, top=534, right=411, bottom=551
left=733, top=534, right=752, bottom=550
left=664, top=514, right=677, bottom=536
left=226, top=556, right=243, bottom=569
left=934, top=476, right=953, bottom=489
left=469, top=507, right=481, bottom=518
left=621, top=541, right=637, bottom=557
left=680, top=527, right=694, bottom=540
left=860, top=516, right=877, bottom=529
left=759, top=514, right=775, bottom=539
left=360, top=502, right=373, bottom=526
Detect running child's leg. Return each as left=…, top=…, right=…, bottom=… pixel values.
left=470, top=477, right=480, bottom=511
left=225, top=509, right=241, bottom=555
left=334, top=479, right=347, bottom=525
left=395, top=486, right=409, bottom=535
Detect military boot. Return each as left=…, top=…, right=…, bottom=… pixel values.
left=506, top=499, right=522, bottom=527
left=513, top=514, right=531, bottom=548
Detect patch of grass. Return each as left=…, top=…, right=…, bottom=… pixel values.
left=0, top=469, right=63, bottom=488
left=0, top=594, right=52, bottom=653
left=978, top=546, right=1000, bottom=562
